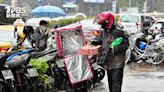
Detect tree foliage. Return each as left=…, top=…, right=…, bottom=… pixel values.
left=117, top=0, right=142, bottom=8
left=0, top=0, right=4, bottom=4
left=117, top=0, right=128, bottom=9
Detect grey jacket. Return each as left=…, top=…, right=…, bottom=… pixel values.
left=32, top=27, right=48, bottom=51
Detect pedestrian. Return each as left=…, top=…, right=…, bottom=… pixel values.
left=32, top=20, right=50, bottom=51
left=94, top=12, right=129, bottom=92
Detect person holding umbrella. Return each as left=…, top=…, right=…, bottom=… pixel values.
left=32, top=20, right=50, bottom=51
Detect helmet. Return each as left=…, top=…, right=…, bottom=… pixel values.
left=94, top=11, right=114, bottom=30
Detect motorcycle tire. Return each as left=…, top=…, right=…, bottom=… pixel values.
left=127, top=53, right=136, bottom=64
left=29, top=78, right=44, bottom=92
left=96, top=68, right=105, bottom=81
left=66, top=87, right=88, bottom=92
left=0, top=81, right=17, bottom=92
left=16, top=79, right=31, bottom=92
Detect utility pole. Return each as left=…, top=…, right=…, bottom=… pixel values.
left=48, top=0, right=50, bottom=5
left=112, top=0, right=117, bottom=14
left=144, top=0, right=147, bottom=13
left=129, top=0, right=131, bottom=14
left=152, top=0, right=155, bottom=11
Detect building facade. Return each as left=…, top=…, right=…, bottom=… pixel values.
left=4, top=0, right=112, bottom=16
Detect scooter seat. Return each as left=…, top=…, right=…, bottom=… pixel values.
left=42, top=54, right=55, bottom=61
left=6, top=59, right=26, bottom=68
left=6, top=54, right=29, bottom=68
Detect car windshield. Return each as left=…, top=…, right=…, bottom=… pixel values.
left=0, top=30, right=14, bottom=42
left=120, top=15, right=139, bottom=23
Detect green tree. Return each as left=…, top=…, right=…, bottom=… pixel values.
left=0, top=0, right=4, bottom=4
left=117, top=0, right=128, bottom=9
left=116, top=0, right=128, bottom=13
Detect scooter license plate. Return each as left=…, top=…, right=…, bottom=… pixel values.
left=2, top=70, right=14, bottom=80
left=56, top=60, right=65, bottom=68
left=27, top=68, right=39, bottom=77
left=47, top=77, right=55, bottom=84
left=92, top=63, right=101, bottom=70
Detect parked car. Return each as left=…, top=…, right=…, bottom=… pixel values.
left=118, top=14, right=155, bottom=34
left=149, top=19, right=164, bottom=34
left=66, top=13, right=87, bottom=19
left=0, top=25, right=24, bottom=52
left=80, top=19, right=103, bottom=45
left=144, top=11, right=164, bottom=20
left=51, top=13, right=87, bottom=21
left=0, top=30, right=14, bottom=52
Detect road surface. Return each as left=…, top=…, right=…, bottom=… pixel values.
left=90, top=62, right=164, bottom=92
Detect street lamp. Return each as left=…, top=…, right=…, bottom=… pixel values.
left=144, top=0, right=147, bottom=13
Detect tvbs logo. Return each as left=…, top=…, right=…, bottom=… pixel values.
left=5, top=6, right=27, bottom=18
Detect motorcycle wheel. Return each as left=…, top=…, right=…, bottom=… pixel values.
left=16, top=79, right=31, bottom=92
left=29, top=78, right=44, bottom=92
left=146, top=44, right=164, bottom=65
left=0, top=81, right=17, bottom=92
left=96, top=68, right=105, bottom=81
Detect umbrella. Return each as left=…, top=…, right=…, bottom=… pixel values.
left=31, top=5, right=66, bottom=18
left=13, top=19, right=25, bottom=26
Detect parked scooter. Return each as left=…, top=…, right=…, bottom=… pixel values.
left=5, top=48, right=45, bottom=92
left=0, top=52, right=17, bottom=92
left=19, top=25, right=106, bottom=91
left=0, top=49, right=38, bottom=92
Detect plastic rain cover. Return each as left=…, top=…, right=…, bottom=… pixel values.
left=64, top=54, right=93, bottom=84
left=61, top=29, right=83, bottom=56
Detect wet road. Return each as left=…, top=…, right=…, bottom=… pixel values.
left=90, top=62, right=164, bottom=92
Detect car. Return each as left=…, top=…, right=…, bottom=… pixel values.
left=0, top=30, right=13, bottom=52
left=144, top=11, right=164, bottom=20
left=51, top=13, right=87, bottom=21
left=149, top=19, right=164, bottom=34
left=118, top=14, right=155, bottom=34
left=0, top=25, right=25, bottom=52
left=80, top=19, right=103, bottom=45
left=66, top=13, right=87, bottom=19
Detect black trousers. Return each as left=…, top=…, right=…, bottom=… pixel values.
left=107, top=67, right=124, bottom=92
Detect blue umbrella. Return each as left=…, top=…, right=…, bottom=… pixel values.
left=31, top=5, right=66, bottom=18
